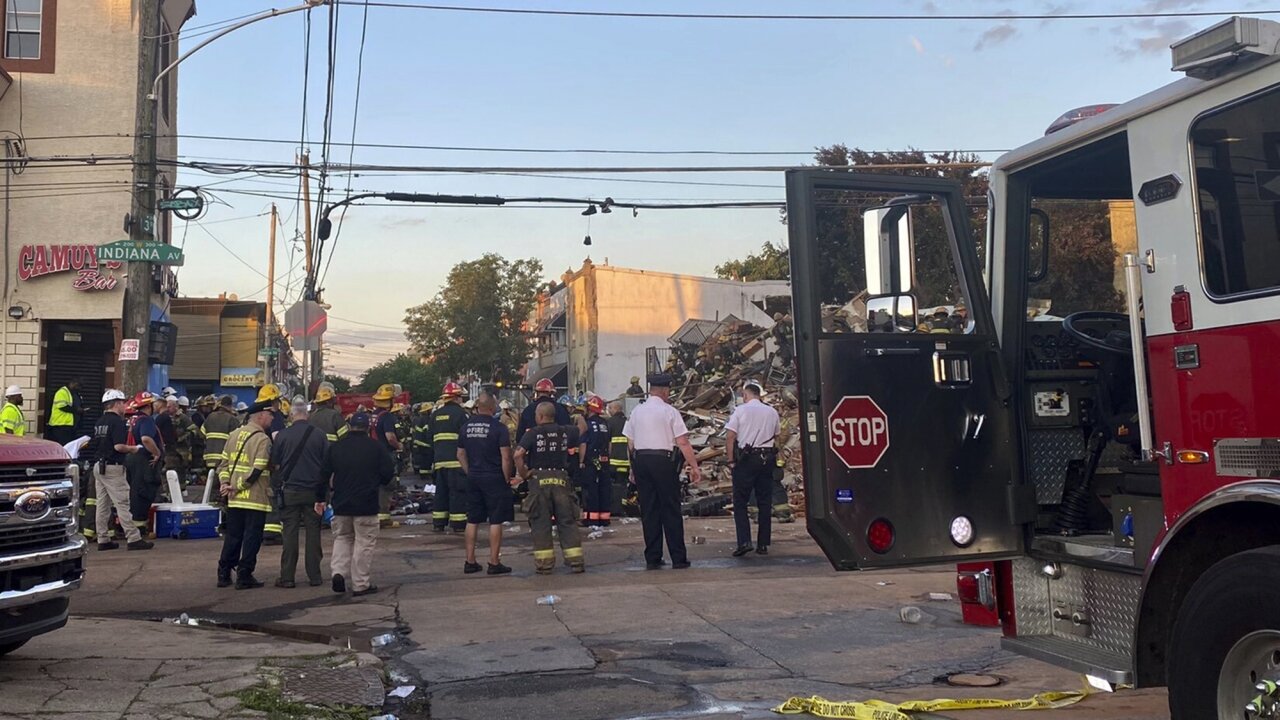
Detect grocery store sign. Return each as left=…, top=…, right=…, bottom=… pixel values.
left=220, top=367, right=264, bottom=388
left=17, top=244, right=123, bottom=291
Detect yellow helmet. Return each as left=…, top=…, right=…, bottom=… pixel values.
left=372, top=383, right=396, bottom=402
left=256, top=383, right=281, bottom=402
left=314, top=386, right=335, bottom=403
left=392, top=403, right=407, bottom=414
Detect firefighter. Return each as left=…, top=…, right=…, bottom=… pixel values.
left=164, top=396, right=195, bottom=485
left=578, top=395, right=613, bottom=527
left=310, top=383, right=347, bottom=443
left=606, top=400, right=632, bottom=518
left=370, top=384, right=403, bottom=527
left=47, top=378, right=82, bottom=446
left=1, top=384, right=26, bottom=436
left=498, top=400, right=519, bottom=437
left=514, top=401, right=585, bottom=574
left=429, top=383, right=469, bottom=531
left=625, top=376, right=645, bottom=398
left=216, top=400, right=276, bottom=589
left=126, top=391, right=164, bottom=535
left=410, top=402, right=434, bottom=488
left=256, top=383, right=287, bottom=544
left=202, top=395, right=238, bottom=481
left=771, top=312, right=795, bottom=368
left=189, top=396, right=209, bottom=472
left=516, top=378, right=569, bottom=439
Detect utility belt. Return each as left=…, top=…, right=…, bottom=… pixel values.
left=634, top=449, right=675, bottom=460
left=530, top=469, right=569, bottom=486
left=737, top=445, right=777, bottom=463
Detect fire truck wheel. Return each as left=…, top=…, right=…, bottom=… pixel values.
left=0, top=639, right=28, bottom=656
left=1167, top=546, right=1280, bottom=720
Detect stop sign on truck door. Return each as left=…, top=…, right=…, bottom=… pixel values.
left=828, top=395, right=890, bottom=469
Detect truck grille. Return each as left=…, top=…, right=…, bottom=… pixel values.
left=0, top=463, right=70, bottom=485
left=0, top=523, right=70, bottom=554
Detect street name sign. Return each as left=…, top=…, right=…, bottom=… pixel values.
left=97, top=240, right=185, bottom=266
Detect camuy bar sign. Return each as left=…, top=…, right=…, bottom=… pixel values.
left=17, top=244, right=123, bottom=291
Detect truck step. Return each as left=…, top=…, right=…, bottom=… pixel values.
left=1001, top=635, right=1132, bottom=685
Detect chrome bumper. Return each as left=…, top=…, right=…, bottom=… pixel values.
left=0, top=535, right=85, bottom=610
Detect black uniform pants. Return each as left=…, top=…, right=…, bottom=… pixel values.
left=219, top=508, right=267, bottom=578
left=579, top=461, right=612, bottom=524
left=126, top=451, right=161, bottom=531
left=632, top=452, right=687, bottom=565
left=732, top=455, right=774, bottom=548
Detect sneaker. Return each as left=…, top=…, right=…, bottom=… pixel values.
left=352, top=585, right=379, bottom=597
left=235, top=574, right=265, bottom=590
left=274, top=579, right=296, bottom=589
left=756, top=546, right=769, bottom=555
left=332, top=574, right=346, bottom=593
left=464, top=561, right=482, bottom=574
left=126, top=539, right=154, bottom=551
left=487, top=562, right=512, bottom=575
left=732, top=544, right=754, bottom=557
left=97, top=542, right=120, bottom=551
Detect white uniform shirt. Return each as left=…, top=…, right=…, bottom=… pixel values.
left=724, top=398, right=780, bottom=449
left=622, top=395, right=689, bottom=450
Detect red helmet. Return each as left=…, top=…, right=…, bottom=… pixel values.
left=586, top=395, right=605, bottom=414
left=440, top=382, right=464, bottom=399
left=534, top=378, right=556, bottom=394
left=133, top=391, right=154, bottom=406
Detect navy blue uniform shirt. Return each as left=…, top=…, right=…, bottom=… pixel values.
left=461, top=415, right=510, bottom=479
left=517, top=398, right=571, bottom=440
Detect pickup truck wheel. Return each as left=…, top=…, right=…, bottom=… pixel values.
left=1168, top=546, right=1280, bottom=719
left=0, top=640, right=28, bottom=657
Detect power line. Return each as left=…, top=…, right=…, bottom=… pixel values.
left=327, top=313, right=405, bottom=331
left=339, top=1, right=1280, bottom=21
left=321, top=0, right=372, bottom=291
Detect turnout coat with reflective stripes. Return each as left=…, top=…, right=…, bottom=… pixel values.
left=310, top=404, right=348, bottom=443
left=218, top=425, right=272, bottom=512
left=201, top=407, right=240, bottom=467
left=429, top=402, right=468, bottom=470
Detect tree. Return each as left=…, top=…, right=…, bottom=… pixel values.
left=356, top=354, right=444, bottom=404
left=404, top=254, right=544, bottom=383
left=715, top=241, right=789, bottom=281
left=322, top=374, right=352, bottom=393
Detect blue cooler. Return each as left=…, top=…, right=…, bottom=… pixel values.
left=153, top=503, right=221, bottom=539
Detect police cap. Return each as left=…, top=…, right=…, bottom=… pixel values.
left=348, top=412, right=372, bottom=430
left=647, top=373, right=674, bottom=388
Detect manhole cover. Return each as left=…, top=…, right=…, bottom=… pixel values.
left=281, top=667, right=384, bottom=707
left=945, top=673, right=1003, bottom=688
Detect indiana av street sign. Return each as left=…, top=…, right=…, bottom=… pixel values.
left=96, top=240, right=185, bottom=266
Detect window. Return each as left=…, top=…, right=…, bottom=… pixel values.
left=1192, top=86, right=1280, bottom=298
left=5, top=0, right=39, bottom=60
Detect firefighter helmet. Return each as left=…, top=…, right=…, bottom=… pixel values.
left=372, top=384, right=396, bottom=402
left=630, top=376, right=640, bottom=384
left=132, top=390, right=155, bottom=406
left=314, top=385, right=336, bottom=403
left=256, top=383, right=282, bottom=403
left=586, top=395, right=605, bottom=413
left=534, top=378, right=556, bottom=394
left=440, top=382, right=464, bottom=399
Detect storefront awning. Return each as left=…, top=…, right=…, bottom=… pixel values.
left=526, top=362, right=567, bottom=388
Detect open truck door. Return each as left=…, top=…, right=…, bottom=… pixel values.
left=785, top=170, right=1030, bottom=569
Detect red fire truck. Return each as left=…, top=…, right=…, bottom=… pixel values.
left=787, top=17, right=1280, bottom=718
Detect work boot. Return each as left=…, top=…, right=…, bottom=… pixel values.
left=464, top=561, right=482, bottom=574
left=217, top=572, right=232, bottom=588
left=274, top=579, right=296, bottom=588
left=756, top=546, right=769, bottom=555
left=97, top=541, right=120, bottom=551
left=332, top=574, right=346, bottom=593
left=569, top=563, right=586, bottom=574
left=535, top=562, right=554, bottom=575
left=487, top=562, right=512, bottom=575
left=126, top=539, right=154, bottom=551
left=352, top=585, right=379, bottom=597
left=732, top=544, right=754, bottom=557
left=235, top=573, right=265, bottom=590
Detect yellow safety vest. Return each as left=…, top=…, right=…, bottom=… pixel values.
left=49, top=386, right=75, bottom=427
left=0, top=402, right=25, bottom=436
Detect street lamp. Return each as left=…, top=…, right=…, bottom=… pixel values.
left=316, top=192, right=507, bottom=241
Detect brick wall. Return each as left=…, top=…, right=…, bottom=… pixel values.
left=3, top=319, right=41, bottom=435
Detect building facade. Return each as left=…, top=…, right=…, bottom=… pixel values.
left=527, top=260, right=790, bottom=398
left=0, top=0, right=194, bottom=436
left=167, top=295, right=296, bottom=406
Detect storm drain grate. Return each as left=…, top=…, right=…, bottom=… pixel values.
left=280, top=666, right=385, bottom=708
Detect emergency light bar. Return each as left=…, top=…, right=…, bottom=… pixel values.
left=1171, top=16, right=1280, bottom=79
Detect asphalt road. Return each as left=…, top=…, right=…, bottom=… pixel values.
left=61, top=513, right=1171, bottom=719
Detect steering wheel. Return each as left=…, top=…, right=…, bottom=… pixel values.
left=1061, top=311, right=1132, bottom=356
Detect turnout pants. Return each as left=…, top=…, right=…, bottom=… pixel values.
left=526, top=473, right=584, bottom=572
left=126, top=452, right=161, bottom=532
left=78, top=463, right=97, bottom=540
left=579, top=461, right=612, bottom=526
left=279, top=490, right=323, bottom=584
left=632, top=451, right=688, bottom=566
left=732, top=455, right=774, bottom=548
left=432, top=468, right=470, bottom=531
left=219, top=508, right=267, bottom=579
left=93, top=464, right=141, bottom=545
left=331, top=515, right=379, bottom=592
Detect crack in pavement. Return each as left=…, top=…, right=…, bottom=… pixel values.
left=655, top=585, right=797, bottom=678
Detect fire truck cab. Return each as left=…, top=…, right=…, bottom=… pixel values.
left=786, top=17, right=1280, bottom=719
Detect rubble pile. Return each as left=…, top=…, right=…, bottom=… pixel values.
left=660, top=317, right=805, bottom=517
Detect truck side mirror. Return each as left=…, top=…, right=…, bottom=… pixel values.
left=1029, top=208, right=1050, bottom=282
left=866, top=294, right=918, bottom=333
left=863, top=205, right=915, bottom=295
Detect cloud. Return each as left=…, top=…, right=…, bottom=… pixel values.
left=909, top=35, right=925, bottom=54
left=974, top=23, right=1017, bottom=50
left=1113, top=18, right=1194, bottom=58
left=921, top=1, right=939, bottom=14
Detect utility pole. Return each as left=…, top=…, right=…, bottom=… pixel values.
left=120, top=0, right=162, bottom=393
left=297, top=153, right=321, bottom=385
left=266, top=203, right=277, bottom=324
left=299, top=152, right=314, bottom=282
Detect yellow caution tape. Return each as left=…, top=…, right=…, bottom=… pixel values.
left=774, top=687, right=1090, bottom=719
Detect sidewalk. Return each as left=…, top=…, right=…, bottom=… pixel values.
left=3, top=616, right=382, bottom=720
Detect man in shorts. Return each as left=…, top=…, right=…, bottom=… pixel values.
left=457, top=392, right=516, bottom=575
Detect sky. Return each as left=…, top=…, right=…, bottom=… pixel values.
left=169, top=0, right=1269, bottom=378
